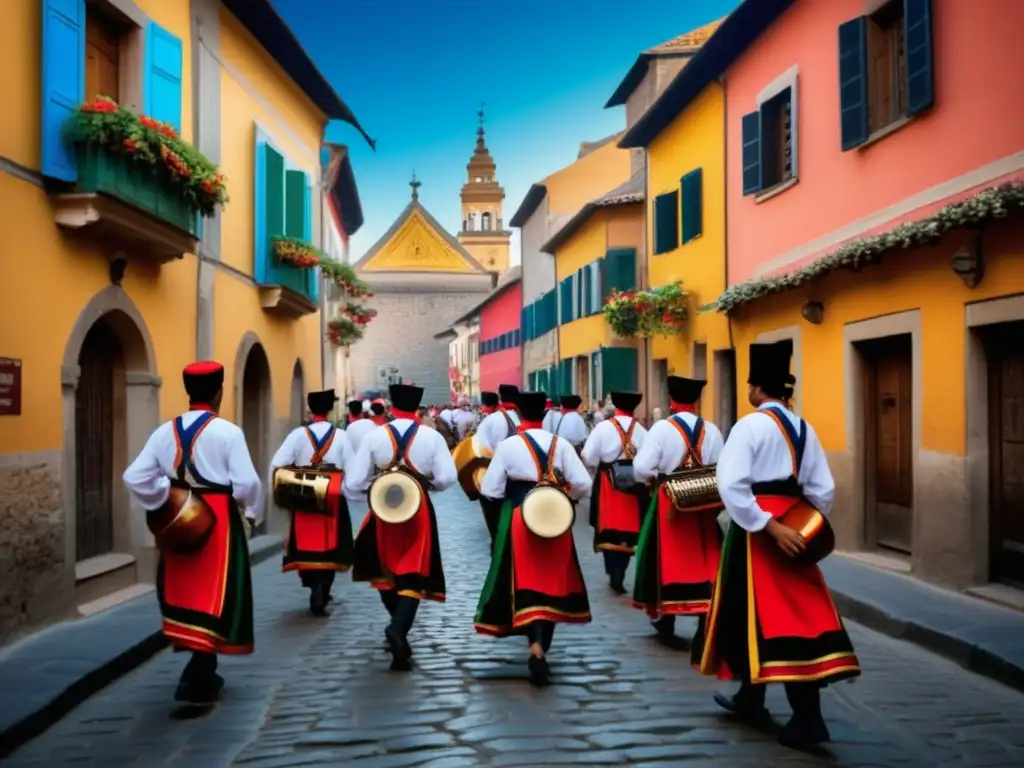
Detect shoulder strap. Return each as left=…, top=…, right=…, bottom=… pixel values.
left=305, top=424, right=336, bottom=467
left=610, top=417, right=637, bottom=458
left=173, top=412, right=218, bottom=482
left=501, top=409, right=516, bottom=437
left=385, top=422, right=422, bottom=473
left=667, top=414, right=705, bottom=467
left=554, top=414, right=564, bottom=435
left=760, top=406, right=807, bottom=477
left=521, top=432, right=552, bottom=482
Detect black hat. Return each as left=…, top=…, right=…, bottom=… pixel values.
left=481, top=391, right=499, bottom=407
left=518, top=391, right=547, bottom=422
left=498, top=384, right=520, bottom=404
left=610, top=391, right=643, bottom=412
left=347, top=399, right=363, bottom=416
left=560, top=394, right=582, bottom=410
left=667, top=376, right=706, bottom=405
left=183, top=360, right=224, bottom=403
left=389, top=384, right=424, bottom=412
left=370, top=401, right=385, bottom=415
left=748, top=341, right=792, bottom=395
left=307, top=389, right=338, bottom=415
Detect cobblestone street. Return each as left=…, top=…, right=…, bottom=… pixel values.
left=6, top=493, right=1024, bottom=767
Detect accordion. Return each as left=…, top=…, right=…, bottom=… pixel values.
left=661, top=465, right=724, bottom=514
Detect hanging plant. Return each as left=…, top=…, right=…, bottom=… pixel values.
left=320, top=258, right=374, bottom=298
left=342, top=301, right=377, bottom=326
left=271, top=235, right=323, bottom=268
left=603, top=280, right=690, bottom=338
left=327, top=316, right=364, bottom=347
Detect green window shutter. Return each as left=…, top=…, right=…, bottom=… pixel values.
left=601, top=347, right=638, bottom=392
left=560, top=278, right=573, bottom=324
left=681, top=168, right=703, bottom=244
left=258, top=143, right=287, bottom=287
left=904, top=0, right=934, bottom=116
left=576, top=268, right=585, bottom=319
left=653, top=192, right=679, bottom=254
left=582, top=265, right=592, bottom=315
left=605, top=248, right=637, bottom=293
left=838, top=17, right=869, bottom=151
left=285, top=169, right=306, bottom=237
left=559, top=359, right=573, bottom=396
left=548, top=364, right=559, bottom=398
left=741, top=111, right=762, bottom=195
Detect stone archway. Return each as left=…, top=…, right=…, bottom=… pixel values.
left=290, top=359, right=305, bottom=427
left=233, top=332, right=274, bottom=532
left=61, top=286, right=160, bottom=595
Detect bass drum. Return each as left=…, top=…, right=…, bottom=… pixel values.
left=146, top=485, right=216, bottom=553
left=451, top=435, right=492, bottom=501
left=368, top=467, right=424, bottom=525
left=520, top=483, right=575, bottom=539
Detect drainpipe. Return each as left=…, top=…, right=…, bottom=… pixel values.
left=318, top=134, right=328, bottom=392
left=719, top=76, right=735, bottom=353
left=642, top=151, right=652, bottom=425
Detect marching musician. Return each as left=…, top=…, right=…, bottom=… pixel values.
left=122, top=361, right=262, bottom=705
left=270, top=389, right=354, bottom=616
left=473, top=384, right=522, bottom=543
left=694, top=341, right=860, bottom=752
left=474, top=391, right=592, bottom=686
left=369, top=399, right=388, bottom=425
left=344, top=384, right=457, bottom=672
left=543, top=394, right=588, bottom=451
left=479, top=390, right=499, bottom=417
left=452, top=396, right=478, bottom=439
left=581, top=390, right=649, bottom=594
left=631, top=377, right=725, bottom=641
left=346, top=398, right=377, bottom=454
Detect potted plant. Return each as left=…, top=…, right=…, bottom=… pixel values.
left=602, top=280, right=690, bottom=338
left=320, top=258, right=374, bottom=298
left=271, top=235, right=324, bottom=268
left=327, top=316, right=365, bottom=347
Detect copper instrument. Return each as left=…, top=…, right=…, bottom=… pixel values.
left=780, top=504, right=835, bottom=564
left=660, top=465, right=724, bottom=514
left=451, top=435, right=492, bottom=501
left=273, top=466, right=341, bottom=515
left=146, top=485, right=216, bottom=553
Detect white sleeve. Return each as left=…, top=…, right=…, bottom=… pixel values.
left=479, top=444, right=508, bottom=500
left=429, top=433, right=458, bottom=492
left=269, top=429, right=297, bottom=472
left=580, top=427, right=602, bottom=470
left=716, top=420, right=772, bottom=533
left=558, top=440, right=592, bottom=500
left=343, top=438, right=375, bottom=498
left=228, top=429, right=263, bottom=520
left=799, top=425, right=836, bottom=516
left=475, top=415, right=497, bottom=452
left=327, top=429, right=354, bottom=471
left=703, top=423, right=726, bottom=465
left=631, top=425, right=662, bottom=482
left=123, top=428, right=171, bottom=511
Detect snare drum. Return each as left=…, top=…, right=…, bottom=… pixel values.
left=520, top=483, right=575, bottom=539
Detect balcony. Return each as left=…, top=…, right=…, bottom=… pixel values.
left=51, top=147, right=198, bottom=263
left=258, top=238, right=320, bottom=319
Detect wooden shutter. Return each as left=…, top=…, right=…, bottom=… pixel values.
left=741, top=112, right=762, bottom=195
left=41, top=0, right=85, bottom=181
left=601, top=347, right=638, bottom=392
left=904, top=0, right=934, bottom=116
left=145, top=23, right=183, bottom=131
left=605, top=249, right=637, bottom=293
left=681, top=168, right=703, bottom=244
left=838, top=17, right=869, bottom=151
left=560, top=277, right=573, bottom=324
left=653, top=192, right=679, bottom=254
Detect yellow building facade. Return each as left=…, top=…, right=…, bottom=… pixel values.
left=644, top=83, right=733, bottom=429
left=0, top=0, right=368, bottom=643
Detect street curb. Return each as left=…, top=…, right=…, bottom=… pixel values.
left=0, top=534, right=283, bottom=759
left=831, top=588, right=1024, bottom=694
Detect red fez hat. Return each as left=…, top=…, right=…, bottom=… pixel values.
left=182, top=360, right=224, bottom=402
left=183, top=361, right=223, bottom=377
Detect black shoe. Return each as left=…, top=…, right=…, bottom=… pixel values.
left=778, top=717, right=831, bottom=754
left=310, top=583, right=328, bottom=616
left=528, top=655, right=550, bottom=687
left=713, top=691, right=774, bottom=732
left=174, top=673, right=224, bottom=705
left=609, top=571, right=627, bottom=595
left=652, top=616, right=675, bottom=637
left=385, top=626, right=412, bottom=671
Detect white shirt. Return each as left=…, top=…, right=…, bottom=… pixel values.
left=480, top=430, right=592, bottom=501
left=592, top=410, right=605, bottom=424
left=269, top=422, right=353, bottom=472
left=716, top=402, right=835, bottom=533
left=345, top=417, right=377, bottom=453
left=342, top=419, right=458, bottom=499
left=452, top=408, right=478, bottom=438
left=633, top=412, right=725, bottom=482
left=123, top=411, right=263, bottom=521
left=581, top=414, right=648, bottom=470
left=439, top=409, right=454, bottom=427
left=543, top=410, right=589, bottom=447
left=474, top=408, right=521, bottom=453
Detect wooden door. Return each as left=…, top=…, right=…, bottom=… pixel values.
left=869, top=336, right=913, bottom=553
left=86, top=13, right=120, bottom=102
left=76, top=322, right=118, bottom=561
left=988, top=322, right=1024, bottom=586
left=576, top=357, right=589, bottom=408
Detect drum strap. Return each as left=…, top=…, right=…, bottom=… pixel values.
left=173, top=412, right=217, bottom=485
left=500, top=409, right=517, bottom=438
left=521, top=433, right=559, bottom=483
left=610, top=418, right=637, bottom=460
left=385, top=422, right=422, bottom=474
left=760, top=406, right=807, bottom=478
left=668, top=414, right=705, bottom=467
left=304, top=425, right=336, bottom=467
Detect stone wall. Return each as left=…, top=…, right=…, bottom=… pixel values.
left=0, top=451, right=71, bottom=644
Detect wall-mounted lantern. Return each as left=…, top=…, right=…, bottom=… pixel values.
left=951, top=239, right=984, bottom=288
left=800, top=300, right=825, bottom=325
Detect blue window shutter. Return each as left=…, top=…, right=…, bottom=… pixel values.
left=741, top=111, right=762, bottom=195
left=681, top=168, right=704, bottom=244
left=601, top=347, right=638, bottom=392
left=838, top=17, right=869, bottom=151
left=904, top=0, right=934, bottom=116
left=256, top=140, right=286, bottom=285
left=144, top=23, right=183, bottom=131
left=303, top=178, right=320, bottom=302
left=41, top=0, right=85, bottom=181
left=653, top=192, right=679, bottom=254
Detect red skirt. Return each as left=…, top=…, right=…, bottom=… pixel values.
left=591, top=468, right=643, bottom=554
left=632, top=486, right=723, bottom=617
left=352, top=488, right=446, bottom=602
left=158, top=490, right=254, bottom=655
left=282, top=472, right=354, bottom=574
left=693, top=496, right=860, bottom=685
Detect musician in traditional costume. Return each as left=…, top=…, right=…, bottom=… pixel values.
left=346, top=398, right=377, bottom=453
left=694, top=341, right=859, bottom=751
left=369, top=399, right=388, bottom=425
left=474, top=391, right=592, bottom=686
left=122, top=361, right=262, bottom=704
left=631, top=377, right=725, bottom=640
left=345, top=384, right=457, bottom=671
left=270, top=389, right=354, bottom=616
left=543, top=395, right=588, bottom=451
left=473, top=384, right=522, bottom=542
left=581, top=391, right=649, bottom=594
left=479, top=391, right=499, bottom=417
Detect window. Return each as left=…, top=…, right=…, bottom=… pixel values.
left=839, top=0, right=934, bottom=151
left=741, top=85, right=795, bottom=197
left=602, top=249, right=637, bottom=298
left=482, top=212, right=492, bottom=231
left=560, top=276, right=574, bottom=324
left=653, top=192, right=679, bottom=254
left=86, top=13, right=120, bottom=103
left=588, top=262, right=602, bottom=314
left=680, top=168, right=703, bottom=244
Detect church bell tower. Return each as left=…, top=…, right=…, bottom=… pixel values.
left=457, top=106, right=510, bottom=274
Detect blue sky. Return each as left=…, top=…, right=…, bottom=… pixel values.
left=275, top=0, right=740, bottom=263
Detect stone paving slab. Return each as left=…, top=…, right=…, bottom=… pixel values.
left=823, top=555, right=1024, bottom=692
left=0, top=533, right=283, bottom=758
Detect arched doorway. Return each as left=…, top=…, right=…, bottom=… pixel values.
left=241, top=342, right=272, bottom=533
left=289, top=359, right=304, bottom=426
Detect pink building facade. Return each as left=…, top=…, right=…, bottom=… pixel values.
left=478, top=276, right=523, bottom=394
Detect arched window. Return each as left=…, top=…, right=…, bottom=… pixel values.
left=481, top=212, right=492, bottom=231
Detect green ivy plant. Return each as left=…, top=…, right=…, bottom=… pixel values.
left=603, top=280, right=690, bottom=338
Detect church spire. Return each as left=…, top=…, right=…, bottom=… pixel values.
left=459, top=105, right=510, bottom=274
left=409, top=171, right=421, bottom=202
left=476, top=102, right=486, bottom=149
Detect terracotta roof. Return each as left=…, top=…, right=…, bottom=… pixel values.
left=647, top=19, right=725, bottom=54
left=540, top=172, right=645, bottom=254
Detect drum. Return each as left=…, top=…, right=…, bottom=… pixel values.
left=451, top=435, right=492, bottom=501
left=781, top=504, right=835, bottom=564
left=368, top=467, right=424, bottom=525
left=661, top=465, right=723, bottom=513
left=146, top=485, right=216, bottom=553
left=520, top=483, right=575, bottom=539
left=273, top=466, right=340, bottom=514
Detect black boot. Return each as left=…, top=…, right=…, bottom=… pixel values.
left=609, top=567, right=627, bottom=595
left=309, top=576, right=328, bottom=616
left=174, top=652, right=223, bottom=704
left=778, top=683, right=830, bottom=752
left=714, top=682, right=773, bottom=732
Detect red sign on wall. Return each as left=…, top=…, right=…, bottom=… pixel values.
left=0, top=358, right=22, bottom=416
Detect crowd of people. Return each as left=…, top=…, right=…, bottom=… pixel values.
left=121, top=339, right=853, bottom=755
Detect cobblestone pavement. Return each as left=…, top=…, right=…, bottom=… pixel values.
left=6, top=493, right=1024, bottom=767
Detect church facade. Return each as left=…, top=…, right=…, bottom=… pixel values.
left=347, top=116, right=509, bottom=403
